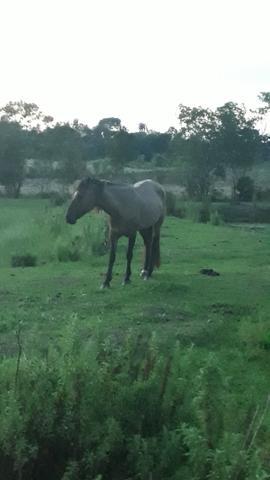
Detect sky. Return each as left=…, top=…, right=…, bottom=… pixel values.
left=0, top=0, right=270, bottom=132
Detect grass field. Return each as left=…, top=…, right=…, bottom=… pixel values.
left=0, top=198, right=270, bottom=479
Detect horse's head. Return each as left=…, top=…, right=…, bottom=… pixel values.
left=66, top=177, right=101, bottom=224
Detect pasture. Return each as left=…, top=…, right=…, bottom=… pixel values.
left=0, top=198, right=270, bottom=479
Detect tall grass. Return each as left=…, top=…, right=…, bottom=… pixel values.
left=0, top=328, right=268, bottom=480
left=0, top=199, right=108, bottom=267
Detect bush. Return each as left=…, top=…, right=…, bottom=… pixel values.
left=0, top=332, right=268, bottom=480
left=11, top=254, right=37, bottom=267
left=236, top=176, right=255, bottom=201
left=165, top=192, right=177, bottom=216
left=198, top=202, right=210, bottom=223
left=217, top=203, right=270, bottom=223
left=56, top=241, right=80, bottom=262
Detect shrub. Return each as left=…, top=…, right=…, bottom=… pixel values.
left=198, top=202, right=210, bottom=223
left=11, top=254, right=37, bottom=268
left=165, top=192, right=177, bottom=216
left=56, top=242, right=80, bottom=262
left=0, top=331, right=268, bottom=480
left=236, top=176, right=255, bottom=202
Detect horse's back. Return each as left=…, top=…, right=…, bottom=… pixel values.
left=134, top=179, right=166, bottom=229
left=134, top=179, right=165, bottom=199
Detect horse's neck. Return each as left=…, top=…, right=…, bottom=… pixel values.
left=97, top=182, right=126, bottom=218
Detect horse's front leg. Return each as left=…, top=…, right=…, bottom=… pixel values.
left=123, top=234, right=136, bottom=285
left=102, top=234, right=118, bottom=288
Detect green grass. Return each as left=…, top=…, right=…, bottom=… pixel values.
left=0, top=198, right=270, bottom=364
left=0, top=199, right=270, bottom=478
left=1, top=198, right=270, bottom=348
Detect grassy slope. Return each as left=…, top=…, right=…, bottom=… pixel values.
left=0, top=199, right=270, bottom=405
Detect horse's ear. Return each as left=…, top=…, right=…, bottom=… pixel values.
left=80, top=177, right=94, bottom=188
left=82, top=176, right=102, bottom=189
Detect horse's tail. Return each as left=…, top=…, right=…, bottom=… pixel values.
left=153, top=234, right=160, bottom=268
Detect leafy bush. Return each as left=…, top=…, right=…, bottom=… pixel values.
left=56, top=242, right=80, bottom=262
left=11, top=254, right=37, bottom=267
left=236, top=176, right=255, bottom=202
left=198, top=202, right=211, bottom=223
left=165, top=191, right=177, bottom=216
left=0, top=330, right=268, bottom=480
left=217, top=203, right=270, bottom=223
left=183, top=201, right=211, bottom=223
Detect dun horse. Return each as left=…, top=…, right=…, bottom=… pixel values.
left=66, top=177, right=166, bottom=288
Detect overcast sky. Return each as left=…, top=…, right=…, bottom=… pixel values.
left=1, top=0, right=269, bottom=131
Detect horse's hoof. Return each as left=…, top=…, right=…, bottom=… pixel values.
left=140, top=269, right=147, bottom=278
left=100, top=282, right=110, bottom=289
left=122, top=279, right=131, bottom=286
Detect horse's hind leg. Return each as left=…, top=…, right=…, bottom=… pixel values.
left=148, top=232, right=160, bottom=277
left=123, top=234, right=136, bottom=285
left=139, top=227, right=153, bottom=279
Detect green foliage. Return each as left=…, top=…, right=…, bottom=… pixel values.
left=0, top=333, right=268, bottom=480
left=0, top=121, right=28, bottom=197
left=210, top=210, right=224, bottom=226
left=236, top=176, right=255, bottom=201
left=11, top=254, right=37, bottom=267
left=49, top=192, right=68, bottom=207
left=1, top=201, right=270, bottom=479
left=165, top=191, right=177, bottom=215
left=198, top=201, right=211, bottom=223
left=0, top=200, right=109, bottom=267
left=39, top=123, right=87, bottom=184
left=0, top=100, right=54, bottom=130
left=179, top=200, right=211, bottom=223
left=56, top=242, right=81, bottom=262
left=175, top=102, right=262, bottom=200
left=108, top=129, right=137, bottom=170
left=51, top=210, right=107, bottom=261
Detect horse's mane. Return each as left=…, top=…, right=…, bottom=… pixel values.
left=79, top=177, right=128, bottom=189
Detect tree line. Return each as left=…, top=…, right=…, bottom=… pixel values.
left=0, top=94, right=269, bottom=198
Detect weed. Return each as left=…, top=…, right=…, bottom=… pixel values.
left=11, top=254, right=37, bottom=268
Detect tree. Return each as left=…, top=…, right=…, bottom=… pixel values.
left=215, top=102, right=261, bottom=198
left=134, top=131, right=171, bottom=162
left=175, top=105, right=219, bottom=199
left=95, top=117, right=122, bottom=137
left=258, top=92, right=270, bottom=161
left=37, top=123, right=87, bottom=185
left=108, top=130, right=137, bottom=171
left=0, top=121, right=28, bottom=197
left=0, top=101, right=53, bottom=130
left=258, top=92, right=270, bottom=113
left=175, top=102, right=261, bottom=200
left=138, top=122, right=148, bottom=133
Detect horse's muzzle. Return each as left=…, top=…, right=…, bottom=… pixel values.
left=66, top=214, right=76, bottom=225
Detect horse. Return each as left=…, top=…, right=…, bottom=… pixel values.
left=66, top=177, right=166, bottom=288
